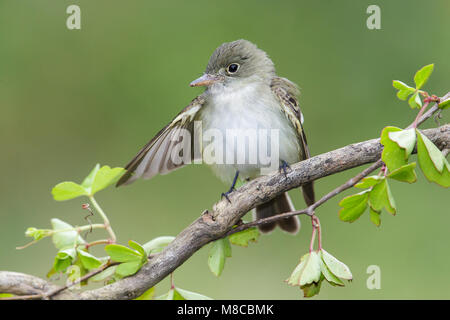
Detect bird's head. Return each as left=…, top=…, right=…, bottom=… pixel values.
left=190, top=39, right=275, bottom=89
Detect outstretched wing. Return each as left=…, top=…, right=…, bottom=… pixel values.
left=116, top=95, right=206, bottom=187
left=271, top=77, right=315, bottom=205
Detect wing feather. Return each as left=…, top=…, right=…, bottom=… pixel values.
left=116, top=95, right=206, bottom=186
left=271, top=77, right=309, bottom=158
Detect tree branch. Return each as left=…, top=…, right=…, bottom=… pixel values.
left=1, top=121, right=448, bottom=299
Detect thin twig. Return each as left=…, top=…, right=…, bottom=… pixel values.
left=89, top=196, right=117, bottom=242
left=48, top=262, right=119, bottom=300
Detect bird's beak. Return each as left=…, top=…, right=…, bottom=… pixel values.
left=189, top=74, right=220, bottom=87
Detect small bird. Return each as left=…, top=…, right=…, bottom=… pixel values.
left=117, top=39, right=315, bottom=234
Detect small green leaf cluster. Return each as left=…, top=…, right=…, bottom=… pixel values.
left=392, top=64, right=433, bottom=109
left=340, top=64, right=448, bottom=227
left=104, top=241, right=147, bottom=278
left=25, top=227, right=52, bottom=241
left=286, top=249, right=352, bottom=297
left=52, top=164, right=125, bottom=200
left=339, top=124, right=448, bottom=226
left=50, top=218, right=97, bottom=276
left=208, top=227, right=260, bottom=277
left=382, top=126, right=449, bottom=187
left=393, top=63, right=449, bottom=110
left=338, top=173, right=397, bottom=227
left=88, top=236, right=176, bottom=284
left=21, top=164, right=127, bottom=281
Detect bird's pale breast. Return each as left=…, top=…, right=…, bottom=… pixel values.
left=196, top=80, right=301, bottom=184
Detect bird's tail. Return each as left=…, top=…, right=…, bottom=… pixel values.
left=254, top=182, right=315, bottom=234
left=254, top=192, right=300, bottom=234
left=301, top=181, right=315, bottom=207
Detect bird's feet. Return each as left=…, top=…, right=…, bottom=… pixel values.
left=221, top=171, right=240, bottom=204
left=279, top=160, right=291, bottom=178
left=221, top=188, right=235, bottom=204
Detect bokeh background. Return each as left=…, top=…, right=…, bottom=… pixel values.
left=0, top=0, right=449, bottom=299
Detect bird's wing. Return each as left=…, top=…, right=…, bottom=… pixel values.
left=271, top=76, right=315, bottom=205
left=270, top=77, right=309, bottom=158
left=116, top=95, right=206, bottom=187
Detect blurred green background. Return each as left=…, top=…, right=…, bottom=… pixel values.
left=0, top=0, right=449, bottom=299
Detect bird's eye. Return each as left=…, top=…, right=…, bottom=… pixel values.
left=227, top=63, right=240, bottom=74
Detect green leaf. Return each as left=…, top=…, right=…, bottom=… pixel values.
left=416, top=130, right=445, bottom=172
left=298, top=251, right=322, bottom=286
left=338, top=190, right=369, bottom=222
left=90, top=266, right=117, bottom=282
left=175, top=287, right=213, bottom=300
left=115, top=260, right=144, bottom=277
left=107, top=243, right=147, bottom=278
left=286, top=253, right=309, bottom=286
left=77, top=248, right=102, bottom=270
left=388, top=128, right=416, bottom=159
left=300, top=275, right=324, bottom=298
left=319, top=255, right=344, bottom=286
left=208, top=238, right=232, bottom=277
left=396, top=89, right=412, bottom=101
left=0, top=293, right=14, bottom=298
left=393, top=80, right=414, bottom=91
left=128, top=240, right=147, bottom=258
left=286, top=251, right=322, bottom=287
left=81, top=164, right=101, bottom=189
left=105, top=244, right=142, bottom=262
left=408, top=92, right=422, bottom=109
left=380, top=126, right=408, bottom=171
left=369, top=179, right=396, bottom=215
left=438, top=97, right=450, bottom=110
left=60, top=247, right=77, bottom=259
left=416, top=130, right=450, bottom=187
left=142, top=236, right=175, bottom=255
left=90, top=166, right=126, bottom=195
left=51, top=218, right=85, bottom=250
left=369, top=207, right=381, bottom=227
left=320, top=249, right=352, bottom=280
left=53, top=248, right=76, bottom=272
left=413, top=64, right=434, bottom=89
left=25, top=227, right=52, bottom=241
left=52, top=164, right=124, bottom=199
left=354, top=175, right=384, bottom=189
left=393, top=80, right=415, bottom=101
left=135, top=287, right=155, bottom=300
left=229, top=227, right=260, bottom=247
left=387, top=163, right=417, bottom=183
left=53, top=254, right=72, bottom=272
left=51, top=182, right=88, bottom=201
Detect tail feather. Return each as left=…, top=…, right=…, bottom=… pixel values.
left=302, top=181, right=315, bottom=207
left=254, top=192, right=300, bottom=234
left=276, top=193, right=299, bottom=234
